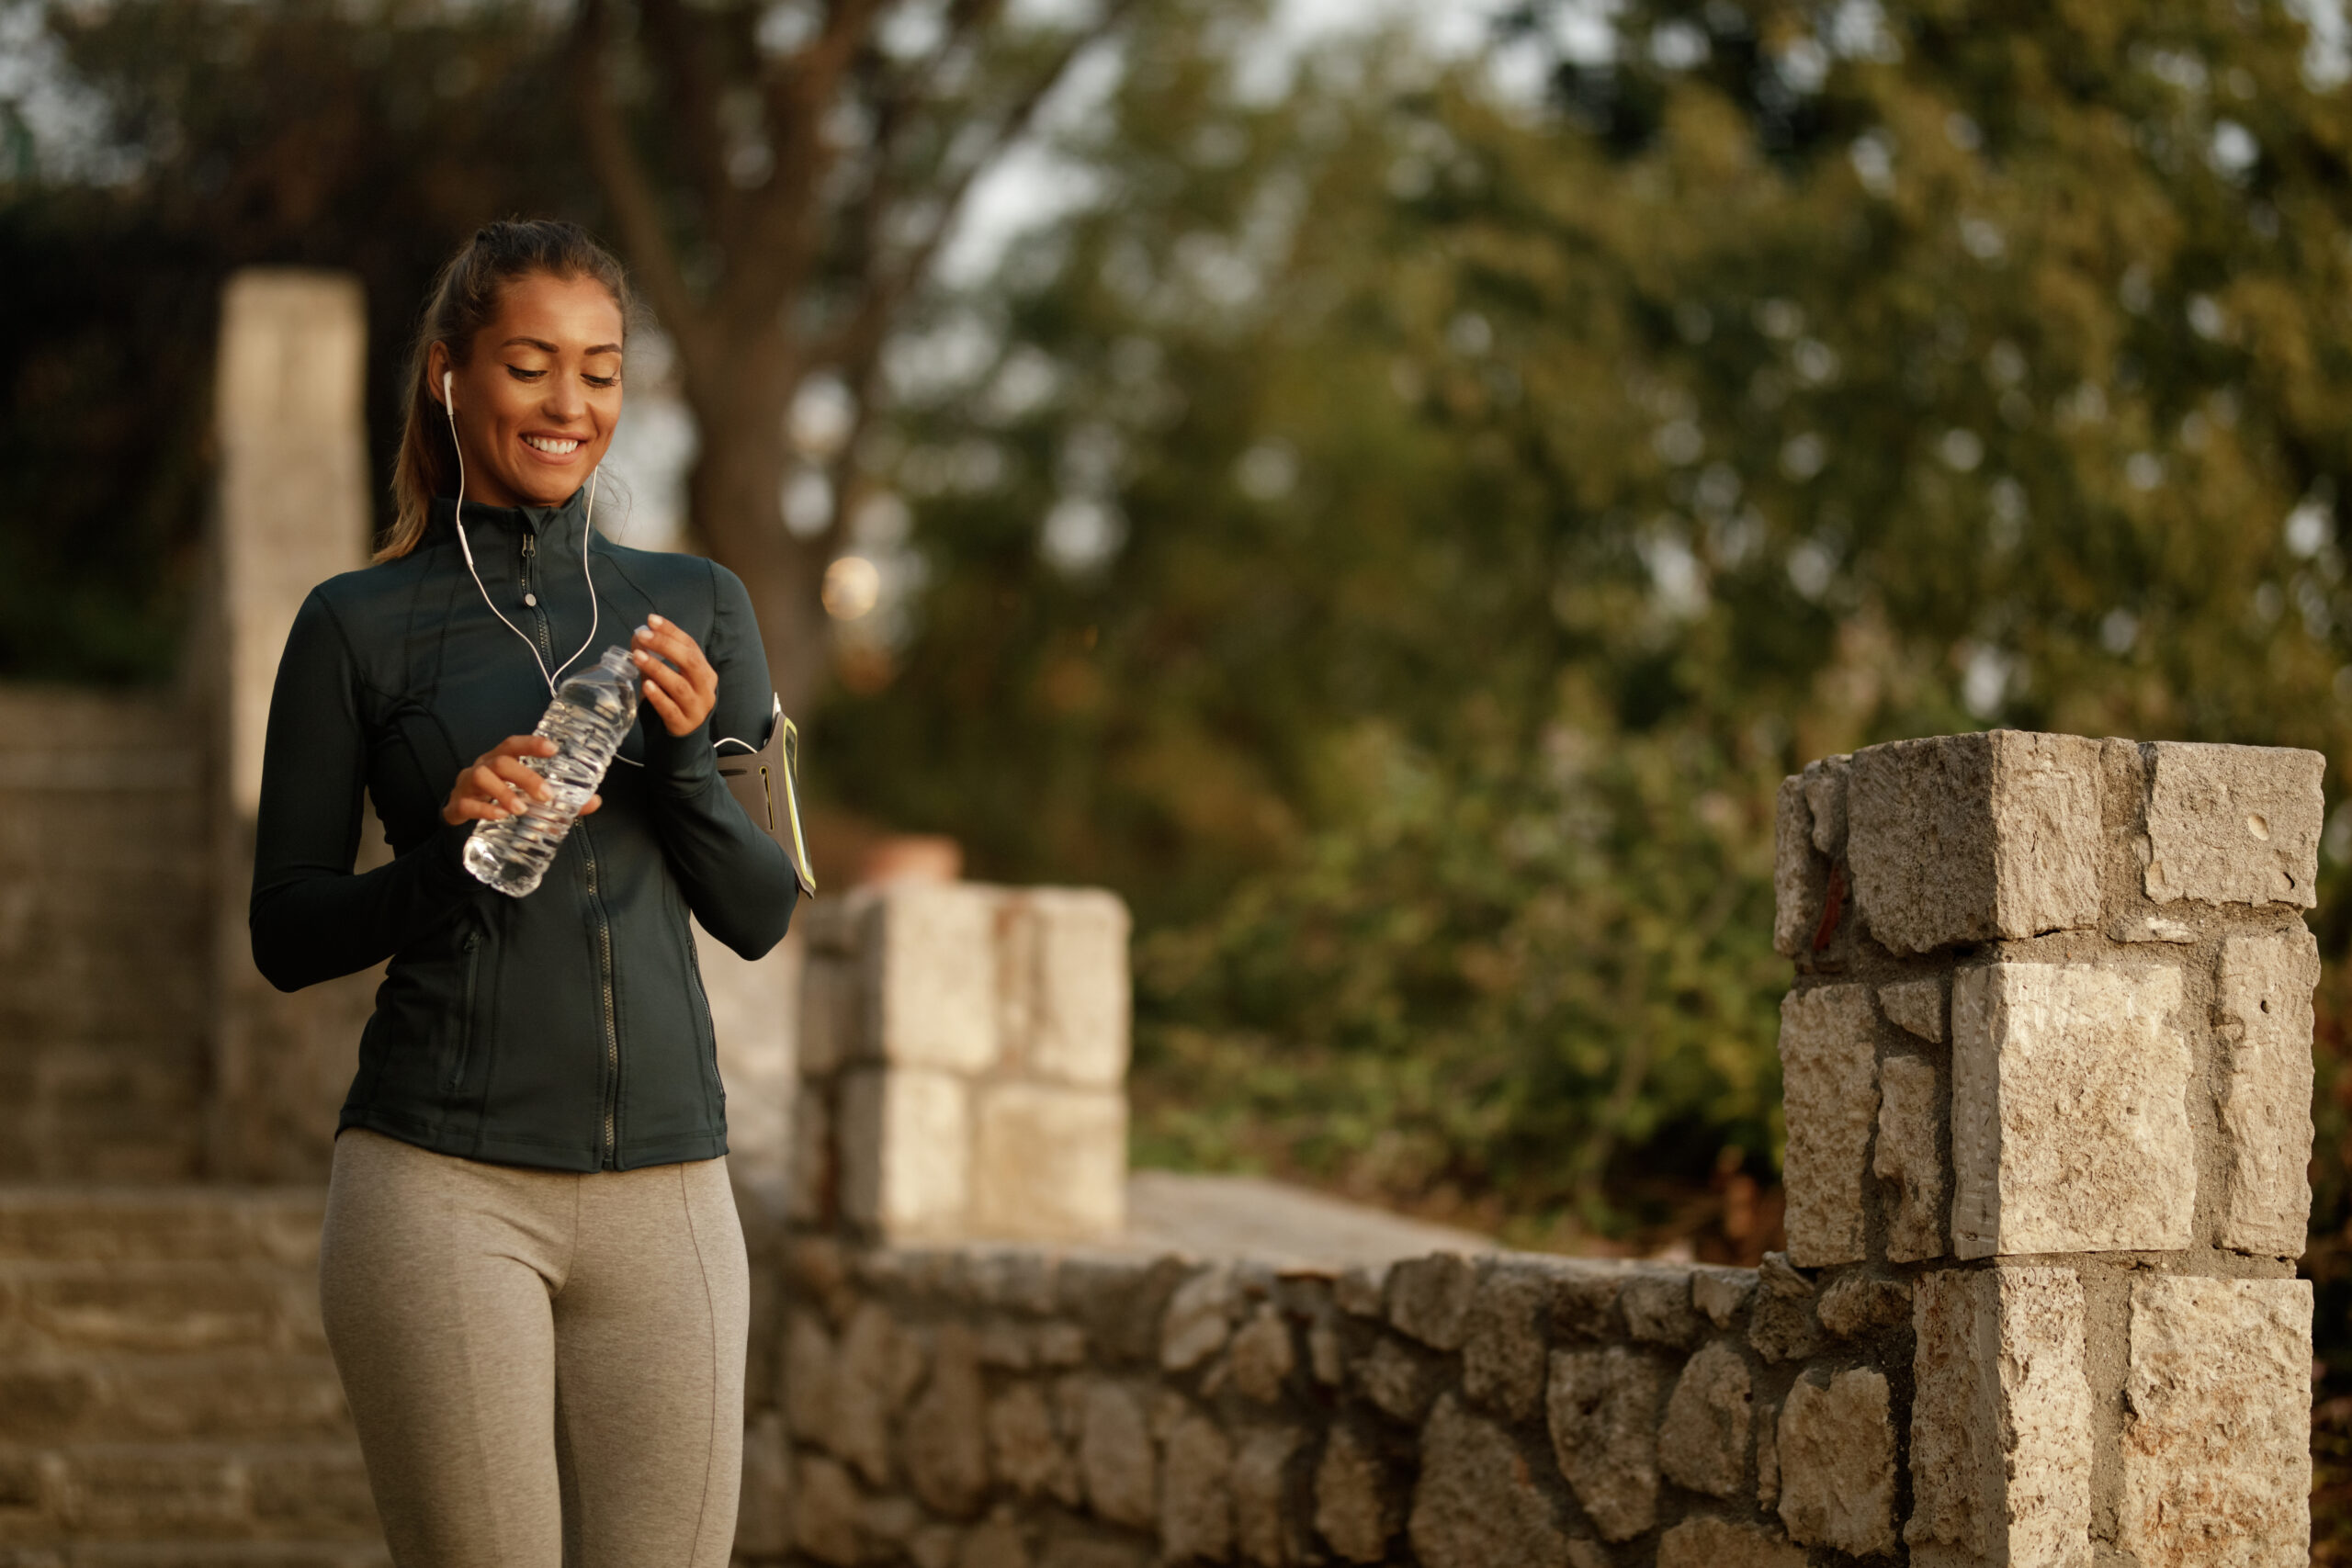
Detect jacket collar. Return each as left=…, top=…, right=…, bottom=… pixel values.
left=427, top=485, right=592, bottom=549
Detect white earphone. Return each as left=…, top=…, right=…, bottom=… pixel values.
left=442, top=363, right=604, bottom=699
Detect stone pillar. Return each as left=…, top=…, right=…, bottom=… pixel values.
left=206, top=269, right=379, bottom=1179
left=1775, top=731, right=2320, bottom=1567
left=789, top=882, right=1132, bottom=1244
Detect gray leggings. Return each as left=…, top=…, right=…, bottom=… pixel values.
left=320, top=1128, right=748, bottom=1568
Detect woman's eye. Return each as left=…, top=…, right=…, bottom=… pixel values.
left=585, top=374, right=620, bottom=389
left=504, top=365, right=547, bottom=381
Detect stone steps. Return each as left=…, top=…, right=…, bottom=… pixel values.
left=0, top=687, right=213, bottom=1189
left=0, top=1190, right=382, bottom=1562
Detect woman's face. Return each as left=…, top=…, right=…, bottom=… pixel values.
left=429, top=271, right=625, bottom=511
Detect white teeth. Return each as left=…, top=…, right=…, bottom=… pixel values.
left=524, top=435, right=581, bottom=455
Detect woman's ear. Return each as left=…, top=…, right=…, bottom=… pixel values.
left=425, top=341, right=452, bottom=407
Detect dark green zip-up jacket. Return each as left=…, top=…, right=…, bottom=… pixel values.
left=249, top=488, right=797, bottom=1172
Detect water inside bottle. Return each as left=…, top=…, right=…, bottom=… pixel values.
left=463, top=648, right=642, bottom=897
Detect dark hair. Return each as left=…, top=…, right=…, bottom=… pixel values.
left=378, top=220, right=636, bottom=561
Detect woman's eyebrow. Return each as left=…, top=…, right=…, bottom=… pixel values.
left=497, top=336, right=624, bottom=356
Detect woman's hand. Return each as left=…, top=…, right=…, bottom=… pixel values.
left=443, top=735, right=602, bottom=826
left=630, top=615, right=718, bottom=738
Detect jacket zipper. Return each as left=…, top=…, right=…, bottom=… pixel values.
left=521, top=532, right=553, bottom=660
left=447, top=928, right=482, bottom=1091
left=582, top=827, right=621, bottom=1166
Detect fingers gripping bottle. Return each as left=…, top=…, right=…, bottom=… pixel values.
left=464, top=648, right=642, bottom=897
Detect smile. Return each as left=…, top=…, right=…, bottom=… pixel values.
left=523, top=435, right=582, bottom=456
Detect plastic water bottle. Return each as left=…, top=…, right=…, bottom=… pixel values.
left=463, top=647, right=641, bottom=897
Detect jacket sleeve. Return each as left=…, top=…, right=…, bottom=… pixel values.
left=248, top=590, right=481, bottom=991
left=637, top=560, right=800, bottom=960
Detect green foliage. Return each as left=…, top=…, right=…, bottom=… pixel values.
left=820, top=0, right=2352, bottom=1258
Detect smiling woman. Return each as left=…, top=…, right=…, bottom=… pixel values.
left=379, top=222, right=638, bottom=558
left=247, top=219, right=798, bottom=1568
left=426, top=276, right=624, bottom=509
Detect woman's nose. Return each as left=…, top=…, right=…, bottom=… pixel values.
left=544, top=378, right=588, bottom=422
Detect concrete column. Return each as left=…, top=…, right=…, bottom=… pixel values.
left=1775, top=731, right=2320, bottom=1567
left=206, top=269, right=378, bottom=1179
left=788, top=881, right=1132, bottom=1244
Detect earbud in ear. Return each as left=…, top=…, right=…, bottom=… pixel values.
left=441, top=369, right=454, bottom=411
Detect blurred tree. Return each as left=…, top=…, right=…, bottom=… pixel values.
left=570, top=0, right=1151, bottom=710
left=815, top=0, right=2352, bottom=1251
left=2, top=0, right=591, bottom=679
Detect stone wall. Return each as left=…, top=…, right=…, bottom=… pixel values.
left=0, top=687, right=210, bottom=1183
left=741, top=730, right=2322, bottom=1568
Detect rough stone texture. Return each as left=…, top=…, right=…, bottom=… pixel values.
left=1755, top=1402, right=1778, bottom=1510
left=1333, top=1264, right=1387, bottom=1318
left=989, top=1382, right=1074, bottom=1501
left=1544, top=1346, right=1661, bottom=1541
left=1620, top=1269, right=1704, bottom=1348
left=1747, top=1261, right=1822, bottom=1365
left=2119, top=1275, right=2312, bottom=1568
left=1385, top=1252, right=1478, bottom=1350
left=1951, top=961, right=2192, bottom=1257
left=840, top=1066, right=972, bottom=1239
left=1874, top=1055, right=1947, bottom=1263
left=1772, top=776, right=1826, bottom=960
left=796, top=1452, right=865, bottom=1566
left=1845, top=730, right=2104, bottom=954
left=1232, top=1427, right=1300, bottom=1565
left=1547, top=1265, right=1627, bottom=1339
left=1314, top=1425, right=1396, bottom=1563
left=1078, top=1381, right=1157, bottom=1529
left=1816, top=1274, right=1910, bottom=1338
left=1410, top=1395, right=1577, bottom=1568
left=907, top=1325, right=989, bottom=1517
left=1161, top=1266, right=1238, bottom=1372
left=1657, top=1341, right=1750, bottom=1500
left=1776, top=1368, right=1895, bottom=1555
left=970, top=1084, right=1127, bottom=1242
left=1691, top=1269, right=1756, bottom=1329
left=1020, top=889, right=1134, bottom=1087
left=1357, top=1335, right=1432, bottom=1422
left=788, top=1087, right=835, bottom=1226
left=1906, top=1267, right=2092, bottom=1568
left=2142, top=741, right=2324, bottom=908
left=1461, top=1266, right=1548, bottom=1421
left=1161, top=1413, right=1235, bottom=1563
left=1804, top=753, right=1851, bottom=856
left=1778, top=984, right=1878, bottom=1267
left=1228, top=1305, right=1296, bottom=1404
left=963, top=1518, right=1033, bottom=1568
left=2213, top=929, right=2320, bottom=1256
left=1656, top=1516, right=1807, bottom=1568
left=874, top=882, right=1001, bottom=1071
left=1878, top=976, right=1945, bottom=1043
left=798, top=953, right=859, bottom=1077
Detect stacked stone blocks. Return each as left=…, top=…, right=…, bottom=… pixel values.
left=758, top=1237, right=1917, bottom=1568
left=793, top=883, right=1134, bottom=1246
left=748, top=727, right=2324, bottom=1567
left=1776, top=729, right=2320, bottom=1568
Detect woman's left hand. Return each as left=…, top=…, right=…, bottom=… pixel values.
left=630, top=615, right=719, bottom=738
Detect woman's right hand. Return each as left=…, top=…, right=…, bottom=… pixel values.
left=442, top=735, right=602, bottom=826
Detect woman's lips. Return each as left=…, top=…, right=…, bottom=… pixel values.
left=521, top=434, right=582, bottom=458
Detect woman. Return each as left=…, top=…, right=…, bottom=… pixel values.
left=250, top=219, right=797, bottom=1566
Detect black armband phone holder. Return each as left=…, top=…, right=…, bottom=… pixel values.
left=717, top=696, right=818, bottom=898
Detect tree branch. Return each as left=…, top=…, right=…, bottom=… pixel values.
left=637, top=0, right=741, bottom=245
left=569, top=0, right=709, bottom=375
left=820, top=0, right=1140, bottom=374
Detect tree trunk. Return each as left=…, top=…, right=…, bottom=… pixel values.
left=688, top=407, right=829, bottom=720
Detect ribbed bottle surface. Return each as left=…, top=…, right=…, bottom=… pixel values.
left=463, top=648, right=641, bottom=898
